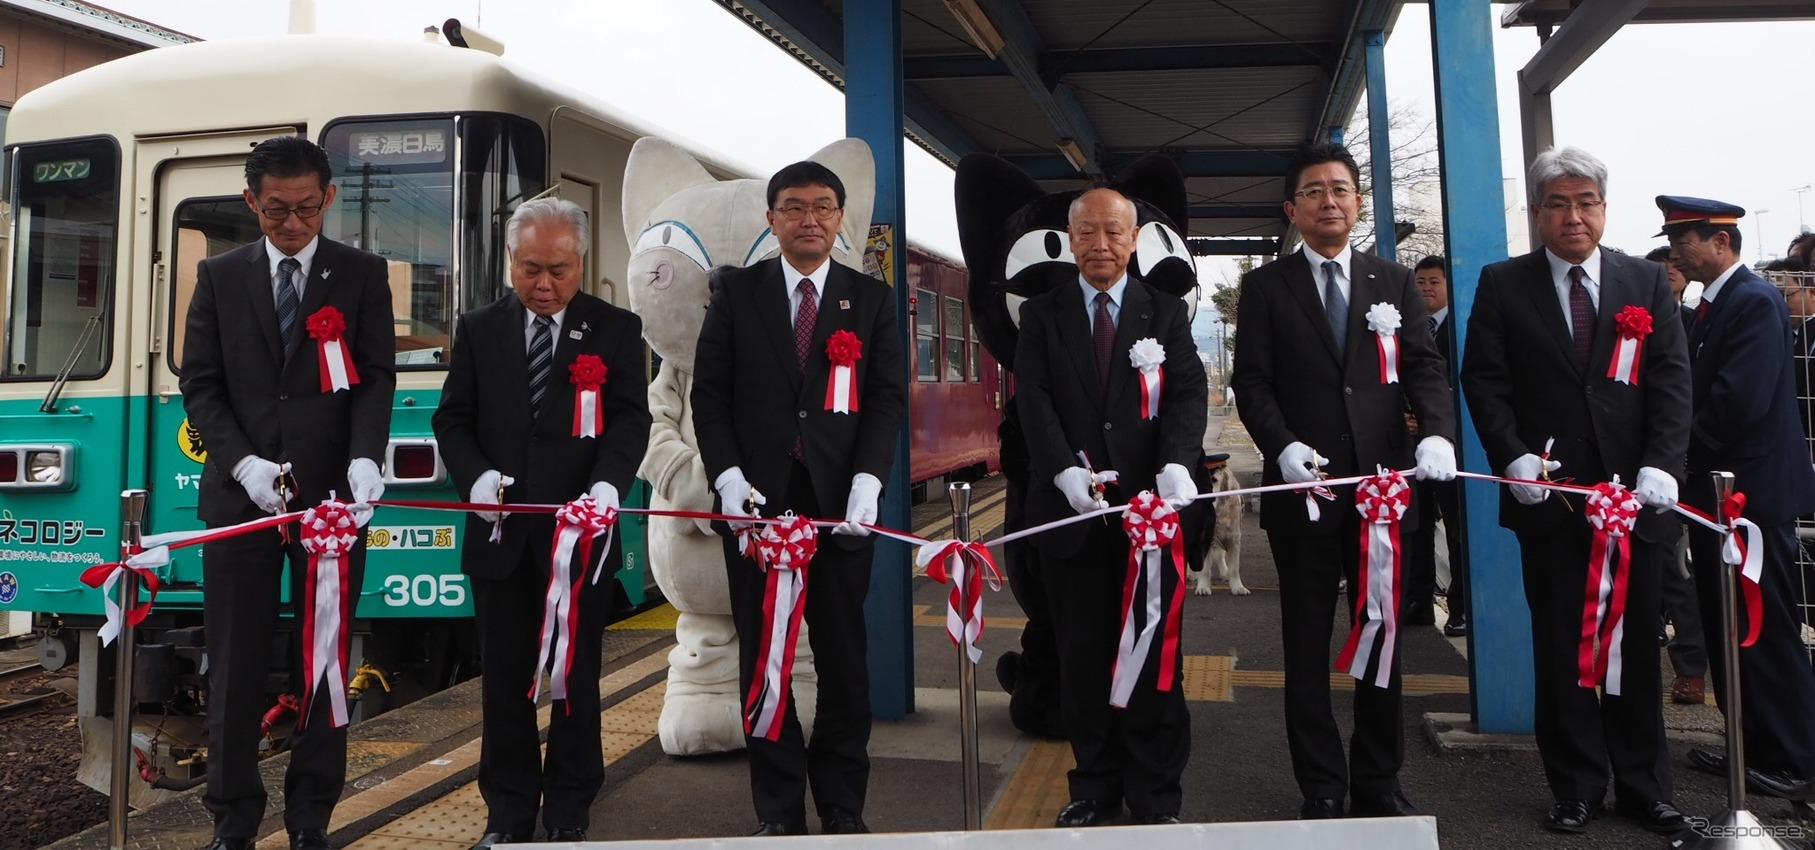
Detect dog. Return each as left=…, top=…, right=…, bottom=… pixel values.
left=1186, top=454, right=1247, bottom=596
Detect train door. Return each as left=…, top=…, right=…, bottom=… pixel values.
left=141, top=131, right=289, bottom=593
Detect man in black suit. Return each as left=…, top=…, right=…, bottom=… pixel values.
left=691, top=160, right=905, bottom=836
left=433, top=198, right=651, bottom=848
left=1461, top=148, right=1691, bottom=835
left=179, top=136, right=395, bottom=850
left=1232, top=142, right=1456, bottom=821
left=1664, top=195, right=1815, bottom=804
left=1014, top=188, right=1205, bottom=826
left=1407, top=255, right=1467, bottom=638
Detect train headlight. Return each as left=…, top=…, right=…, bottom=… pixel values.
left=0, top=444, right=74, bottom=490
left=27, top=451, right=62, bottom=484
left=383, top=439, right=446, bottom=487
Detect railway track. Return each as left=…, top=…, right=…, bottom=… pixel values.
left=0, top=660, right=69, bottom=719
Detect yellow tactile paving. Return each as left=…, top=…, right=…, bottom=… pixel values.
left=1225, top=669, right=1471, bottom=696
left=984, top=738, right=1075, bottom=830
left=607, top=602, right=682, bottom=631
left=1182, top=654, right=1234, bottom=702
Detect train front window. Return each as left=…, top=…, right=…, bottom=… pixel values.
left=3, top=137, right=119, bottom=381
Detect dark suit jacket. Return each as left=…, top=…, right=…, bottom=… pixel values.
left=1461, top=249, right=1691, bottom=544
left=1013, top=278, right=1207, bottom=553
left=1232, top=249, right=1454, bottom=534
left=1793, top=315, right=1815, bottom=439
left=691, top=258, right=905, bottom=547
left=1684, top=265, right=1815, bottom=526
left=179, top=237, right=395, bottom=525
left=432, top=292, right=652, bottom=580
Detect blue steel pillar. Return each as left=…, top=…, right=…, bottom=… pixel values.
left=1363, top=30, right=1396, bottom=261
left=1430, top=0, right=1528, bottom=732
left=845, top=0, right=914, bottom=720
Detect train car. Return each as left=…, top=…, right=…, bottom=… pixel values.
left=0, top=29, right=998, bottom=807
left=906, top=245, right=1003, bottom=494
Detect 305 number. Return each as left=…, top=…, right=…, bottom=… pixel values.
left=379, top=574, right=468, bottom=608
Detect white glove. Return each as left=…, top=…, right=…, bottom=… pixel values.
left=1277, top=441, right=1328, bottom=485
left=1634, top=466, right=1679, bottom=511
left=1414, top=437, right=1457, bottom=482
left=1055, top=466, right=1108, bottom=514
left=1156, top=463, right=1199, bottom=509
left=715, top=467, right=764, bottom=529
left=834, top=473, right=882, bottom=536
left=469, top=470, right=514, bottom=523
left=588, top=481, right=621, bottom=513
left=346, top=458, right=384, bottom=527
left=231, top=456, right=291, bottom=515
left=1505, top=453, right=1561, bottom=506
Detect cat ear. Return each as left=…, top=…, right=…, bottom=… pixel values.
left=622, top=137, right=719, bottom=242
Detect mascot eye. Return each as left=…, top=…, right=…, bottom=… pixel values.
left=1004, top=229, right=1074, bottom=280
left=1134, top=222, right=1195, bottom=278
left=742, top=229, right=781, bottom=266
left=632, top=220, right=712, bottom=271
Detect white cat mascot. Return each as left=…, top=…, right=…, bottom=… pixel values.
left=623, top=137, right=876, bottom=755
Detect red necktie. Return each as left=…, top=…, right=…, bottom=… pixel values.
left=1093, top=291, right=1114, bottom=390
left=792, top=279, right=818, bottom=461
left=1568, top=265, right=1595, bottom=367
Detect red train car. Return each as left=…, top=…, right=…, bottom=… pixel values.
left=907, top=245, right=1003, bottom=496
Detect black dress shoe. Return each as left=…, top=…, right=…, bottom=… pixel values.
left=1544, top=799, right=1602, bottom=833
left=750, top=821, right=806, bottom=836
left=1443, top=613, right=1468, bottom=637
left=201, top=839, right=252, bottom=850
left=545, top=827, right=587, bottom=841
left=469, top=834, right=521, bottom=850
left=1747, top=769, right=1815, bottom=802
left=1054, top=799, right=1121, bottom=827
left=289, top=828, right=332, bottom=850
left=1687, top=747, right=1727, bottom=776
left=1404, top=604, right=1436, bottom=627
left=1615, top=799, right=1687, bottom=834
left=1351, top=790, right=1417, bottom=817
left=1298, top=798, right=1343, bottom=819
left=821, top=807, right=870, bottom=834
left=1138, top=813, right=1181, bottom=824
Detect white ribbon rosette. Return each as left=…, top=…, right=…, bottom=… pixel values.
left=1365, top=302, right=1402, bottom=384
left=1128, top=337, right=1165, bottom=419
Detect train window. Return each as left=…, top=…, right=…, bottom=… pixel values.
left=3, top=137, right=118, bottom=381
left=915, top=286, right=938, bottom=382
left=971, top=340, right=982, bottom=383
left=942, top=296, right=966, bottom=382
left=454, top=114, right=545, bottom=317
left=167, top=198, right=265, bottom=373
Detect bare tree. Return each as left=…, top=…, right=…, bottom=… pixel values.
left=1348, top=98, right=1446, bottom=262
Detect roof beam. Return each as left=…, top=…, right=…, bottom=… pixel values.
left=903, top=42, right=1336, bottom=81
left=1189, top=238, right=1282, bottom=256
left=1000, top=149, right=1296, bottom=181
left=965, top=0, right=1107, bottom=176
left=1311, top=0, right=1400, bottom=140
left=1518, top=0, right=1647, bottom=95
left=1188, top=205, right=1285, bottom=220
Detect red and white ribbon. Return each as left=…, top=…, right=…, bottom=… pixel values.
left=917, top=540, right=1002, bottom=663
left=307, top=306, right=360, bottom=393
left=1721, top=492, right=1765, bottom=648
left=1129, top=338, right=1166, bottom=420
left=824, top=330, right=863, bottom=414
left=1365, top=302, right=1403, bottom=384
left=298, top=501, right=360, bottom=728
left=569, top=354, right=608, bottom=438
left=743, top=513, right=818, bottom=741
left=80, top=544, right=168, bottom=647
left=1579, top=480, right=1640, bottom=694
left=1110, top=491, right=1185, bottom=708
left=531, top=495, right=618, bottom=706
left=1606, top=305, right=1652, bottom=386
left=1337, top=469, right=1410, bottom=688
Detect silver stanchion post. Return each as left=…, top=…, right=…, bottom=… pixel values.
left=110, top=489, right=147, bottom=850
left=949, top=482, right=982, bottom=830
left=1677, top=471, right=1796, bottom=849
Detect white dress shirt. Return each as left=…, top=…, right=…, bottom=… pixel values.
left=1079, top=274, right=1128, bottom=329
left=1545, top=248, right=1603, bottom=338
left=1302, top=243, right=1353, bottom=308
left=784, top=256, right=830, bottom=329
left=524, top=306, right=567, bottom=354
left=264, top=235, right=321, bottom=301
left=1698, top=260, right=1748, bottom=306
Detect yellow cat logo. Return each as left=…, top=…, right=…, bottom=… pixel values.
left=178, top=418, right=207, bottom=464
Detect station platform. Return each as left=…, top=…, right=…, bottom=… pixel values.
left=45, top=413, right=1805, bottom=849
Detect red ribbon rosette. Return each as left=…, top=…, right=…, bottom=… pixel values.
left=1720, top=492, right=1765, bottom=648
left=1109, top=491, right=1186, bottom=707
left=531, top=494, right=618, bottom=707
left=744, top=514, right=818, bottom=740
left=824, top=329, right=863, bottom=413
left=1579, top=480, right=1640, bottom=693
left=1337, top=469, right=1410, bottom=688
left=918, top=540, right=1003, bottom=664
left=307, top=306, right=360, bottom=393
left=1606, top=305, right=1652, bottom=385
left=298, top=501, right=360, bottom=728
left=569, top=354, right=609, bottom=438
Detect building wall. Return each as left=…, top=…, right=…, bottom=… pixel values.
left=0, top=11, right=140, bottom=108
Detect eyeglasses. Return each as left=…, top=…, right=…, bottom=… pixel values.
left=1293, top=185, right=1354, bottom=202
left=259, top=204, right=324, bottom=221
left=773, top=202, right=842, bottom=221
left=1539, top=200, right=1605, bottom=216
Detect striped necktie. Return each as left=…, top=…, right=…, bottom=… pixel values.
left=1568, top=265, right=1595, bottom=367
left=276, top=258, right=300, bottom=351
left=528, top=315, right=554, bottom=412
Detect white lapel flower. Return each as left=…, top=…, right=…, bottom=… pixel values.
left=1128, top=338, right=1165, bottom=373
left=1364, top=302, right=1401, bottom=336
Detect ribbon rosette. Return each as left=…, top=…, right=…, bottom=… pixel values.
left=569, top=354, right=609, bottom=438
left=917, top=540, right=1002, bottom=664
left=1128, top=338, right=1165, bottom=420
left=1579, top=479, right=1640, bottom=693
left=744, top=514, right=819, bottom=741
left=307, top=306, right=361, bottom=393
left=1720, top=492, right=1765, bottom=648
left=1606, top=305, right=1652, bottom=386
left=1110, top=491, right=1186, bottom=708
left=824, top=330, right=863, bottom=414
left=1336, top=469, right=1410, bottom=688
left=299, top=501, right=360, bottom=728
left=1365, top=302, right=1402, bottom=384
left=531, top=494, right=618, bottom=706
left=80, top=544, right=170, bottom=647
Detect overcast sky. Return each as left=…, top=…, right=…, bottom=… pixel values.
left=82, top=1, right=1815, bottom=271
